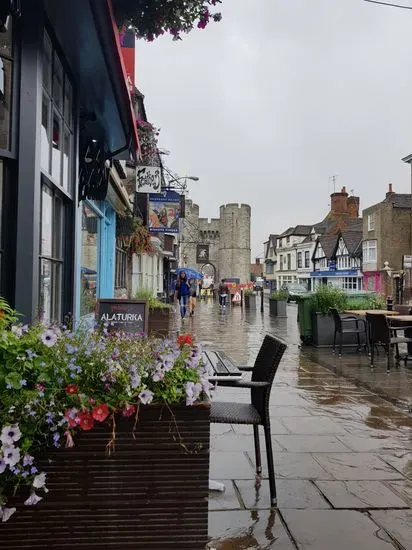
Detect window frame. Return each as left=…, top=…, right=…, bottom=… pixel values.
left=363, top=239, right=377, bottom=263
left=115, top=246, right=127, bottom=289
left=297, top=251, right=302, bottom=269
left=304, top=251, right=310, bottom=268
left=367, top=213, right=375, bottom=232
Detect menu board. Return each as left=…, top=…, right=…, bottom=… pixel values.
left=96, top=299, right=148, bottom=334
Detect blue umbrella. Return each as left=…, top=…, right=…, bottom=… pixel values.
left=175, top=267, right=203, bottom=280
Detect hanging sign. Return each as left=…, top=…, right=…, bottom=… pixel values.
left=96, top=299, right=148, bottom=334
left=136, top=166, right=162, bottom=194
left=148, top=191, right=181, bottom=233
left=196, top=244, right=210, bottom=263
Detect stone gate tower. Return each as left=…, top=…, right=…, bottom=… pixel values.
left=218, top=203, right=251, bottom=283
left=180, top=200, right=251, bottom=283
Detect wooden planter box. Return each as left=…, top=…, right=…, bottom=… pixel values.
left=312, top=312, right=367, bottom=348
left=148, top=307, right=171, bottom=337
left=2, top=403, right=210, bottom=550
left=244, top=294, right=256, bottom=308
left=269, top=299, right=287, bottom=317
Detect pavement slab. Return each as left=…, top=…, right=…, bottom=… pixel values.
left=314, top=480, right=410, bottom=509
left=282, top=509, right=397, bottom=549
left=273, top=435, right=352, bottom=453
left=370, top=510, right=412, bottom=550
left=312, top=453, right=404, bottom=480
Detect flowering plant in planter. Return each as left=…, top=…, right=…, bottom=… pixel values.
left=117, top=217, right=154, bottom=255
left=136, top=119, right=160, bottom=165
left=114, top=0, right=223, bottom=42
left=0, top=298, right=213, bottom=523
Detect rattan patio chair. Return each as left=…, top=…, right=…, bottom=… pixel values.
left=366, top=312, right=412, bottom=371
left=330, top=307, right=368, bottom=357
left=210, top=334, right=287, bottom=506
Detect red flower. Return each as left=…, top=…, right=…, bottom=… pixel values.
left=78, top=411, right=94, bottom=431
left=65, top=384, right=78, bottom=395
left=92, top=403, right=109, bottom=422
left=122, top=404, right=136, bottom=417
left=64, top=408, right=78, bottom=428
left=177, top=334, right=193, bottom=348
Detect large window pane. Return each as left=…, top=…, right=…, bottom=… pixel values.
left=51, top=111, right=62, bottom=183
left=41, top=94, right=51, bottom=172
left=54, top=197, right=63, bottom=257
left=64, top=80, right=72, bottom=129
left=39, top=259, right=52, bottom=324
left=52, top=263, right=62, bottom=321
left=41, top=186, right=53, bottom=256
left=80, top=205, right=99, bottom=317
left=42, top=32, right=52, bottom=93
left=0, top=17, right=12, bottom=57
left=62, top=126, right=71, bottom=191
left=0, top=57, right=12, bottom=150
left=53, top=54, right=63, bottom=112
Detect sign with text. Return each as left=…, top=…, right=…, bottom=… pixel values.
left=136, top=166, right=162, bottom=194
left=403, top=255, right=412, bottom=269
left=148, top=191, right=181, bottom=233
left=196, top=244, right=209, bottom=263
left=96, top=299, right=148, bottom=334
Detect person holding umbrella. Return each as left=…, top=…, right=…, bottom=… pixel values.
left=175, top=270, right=190, bottom=319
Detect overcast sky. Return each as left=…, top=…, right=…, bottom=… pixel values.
left=136, top=0, right=412, bottom=258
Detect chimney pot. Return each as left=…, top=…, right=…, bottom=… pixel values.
left=342, top=186, right=347, bottom=194
left=388, top=183, right=393, bottom=193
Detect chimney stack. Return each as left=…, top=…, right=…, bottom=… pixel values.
left=330, top=186, right=349, bottom=216
left=386, top=183, right=395, bottom=199
left=255, top=258, right=260, bottom=265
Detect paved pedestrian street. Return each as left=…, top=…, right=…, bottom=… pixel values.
left=172, top=299, right=412, bottom=549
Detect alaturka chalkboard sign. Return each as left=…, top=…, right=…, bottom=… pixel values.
left=96, top=299, right=149, bottom=334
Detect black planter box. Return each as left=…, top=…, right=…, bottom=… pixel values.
left=2, top=404, right=210, bottom=550
left=269, top=299, right=287, bottom=317
left=312, top=312, right=367, bottom=348
left=244, top=295, right=256, bottom=308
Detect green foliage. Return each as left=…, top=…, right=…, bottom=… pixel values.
left=0, top=298, right=210, bottom=521
left=270, top=290, right=288, bottom=301
left=135, top=288, right=171, bottom=310
left=346, top=294, right=386, bottom=311
left=309, top=285, right=347, bottom=314
left=243, top=288, right=254, bottom=297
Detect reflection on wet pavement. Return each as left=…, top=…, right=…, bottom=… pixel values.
left=171, top=299, right=412, bottom=549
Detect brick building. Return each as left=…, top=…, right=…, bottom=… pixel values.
left=362, top=184, right=412, bottom=301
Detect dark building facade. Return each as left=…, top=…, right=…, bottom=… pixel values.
left=0, top=0, right=138, bottom=323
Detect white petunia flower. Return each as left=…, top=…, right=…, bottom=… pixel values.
left=24, top=492, right=43, bottom=506
left=2, top=446, right=20, bottom=467
left=32, top=472, right=47, bottom=489
left=1, top=506, right=16, bottom=522
left=0, top=424, right=22, bottom=445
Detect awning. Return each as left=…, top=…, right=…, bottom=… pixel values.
left=45, top=0, right=140, bottom=160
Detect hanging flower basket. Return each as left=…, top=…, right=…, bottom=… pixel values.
left=116, top=214, right=135, bottom=238
left=114, top=0, right=223, bottom=42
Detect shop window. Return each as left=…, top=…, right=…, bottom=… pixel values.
left=0, top=16, right=13, bottom=151
left=39, top=185, right=64, bottom=323
left=115, top=247, right=127, bottom=289
left=80, top=204, right=99, bottom=317
left=41, top=31, right=73, bottom=193
left=342, top=277, right=358, bottom=290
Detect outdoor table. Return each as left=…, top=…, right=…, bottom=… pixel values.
left=202, top=349, right=243, bottom=492
left=343, top=309, right=400, bottom=316
left=388, top=315, right=412, bottom=358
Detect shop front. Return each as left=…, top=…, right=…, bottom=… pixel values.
left=3, top=0, right=138, bottom=323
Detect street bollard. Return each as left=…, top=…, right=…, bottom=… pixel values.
left=261, top=288, right=264, bottom=312
left=240, top=288, right=243, bottom=308
left=386, top=296, right=393, bottom=311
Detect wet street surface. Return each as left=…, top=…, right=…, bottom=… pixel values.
left=172, top=298, right=412, bottom=549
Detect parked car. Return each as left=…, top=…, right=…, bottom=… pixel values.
left=283, top=283, right=308, bottom=303
left=253, top=277, right=265, bottom=291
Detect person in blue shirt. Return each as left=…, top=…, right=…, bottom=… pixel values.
left=175, top=271, right=190, bottom=319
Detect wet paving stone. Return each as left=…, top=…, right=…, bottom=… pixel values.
left=282, top=509, right=397, bottom=549
left=370, top=510, right=412, bottom=550
left=273, top=435, right=351, bottom=453
left=387, top=479, right=412, bottom=506
left=207, top=509, right=296, bottom=549
left=269, top=406, right=311, bottom=417
left=210, top=451, right=255, bottom=479
left=336, top=434, right=409, bottom=453
left=313, top=453, right=404, bottom=480
left=209, top=480, right=242, bottom=511
left=236, top=478, right=331, bottom=510
left=246, top=452, right=333, bottom=480
left=380, top=452, right=412, bottom=479
left=314, top=480, right=409, bottom=509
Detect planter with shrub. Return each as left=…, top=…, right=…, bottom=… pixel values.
left=243, top=288, right=256, bottom=309
left=269, top=290, right=288, bottom=317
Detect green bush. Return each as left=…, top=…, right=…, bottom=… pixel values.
left=347, top=294, right=386, bottom=311
left=310, top=285, right=347, bottom=314
left=243, top=288, right=254, bottom=296
left=135, top=288, right=170, bottom=310
left=270, top=290, right=288, bottom=300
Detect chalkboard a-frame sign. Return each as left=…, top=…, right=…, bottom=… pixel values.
left=96, top=299, right=149, bottom=334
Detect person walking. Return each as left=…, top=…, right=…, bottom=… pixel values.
left=175, top=271, right=190, bottom=319
left=189, top=278, right=198, bottom=316
left=218, top=279, right=229, bottom=309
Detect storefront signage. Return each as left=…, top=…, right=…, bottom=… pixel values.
left=96, top=299, right=148, bottom=334
left=403, top=255, right=412, bottom=269
left=311, top=269, right=358, bottom=277
left=196, top=244, right=209, bottom=263
left=148, top=191, right=181, bottom=233
left=136, top=166, right=162, bottom=194
left=328, top=261, right=336, bottom=271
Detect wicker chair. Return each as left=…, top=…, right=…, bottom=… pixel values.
left=210, top=334, right=287, bottom=506
left=366, top=313, right=412, bottom=371
left=330, top=307, right=368, bottom=357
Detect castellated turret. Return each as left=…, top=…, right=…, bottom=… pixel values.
left=218, top=204, right=251, bottom=283
left=181, top=200, right=251, bottom=284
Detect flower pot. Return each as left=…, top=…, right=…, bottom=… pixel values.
left=2, top=403, right=210, bottom=550
left=269, top=299, right=287, bottom=317
left=312, top=312, right=367, bottom=348
left=148, top=307, right=171, bottom=336
left=244, top=294, right=256, bottom=309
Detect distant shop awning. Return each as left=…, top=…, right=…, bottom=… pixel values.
left=45, top=0, right=139, bottom=160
